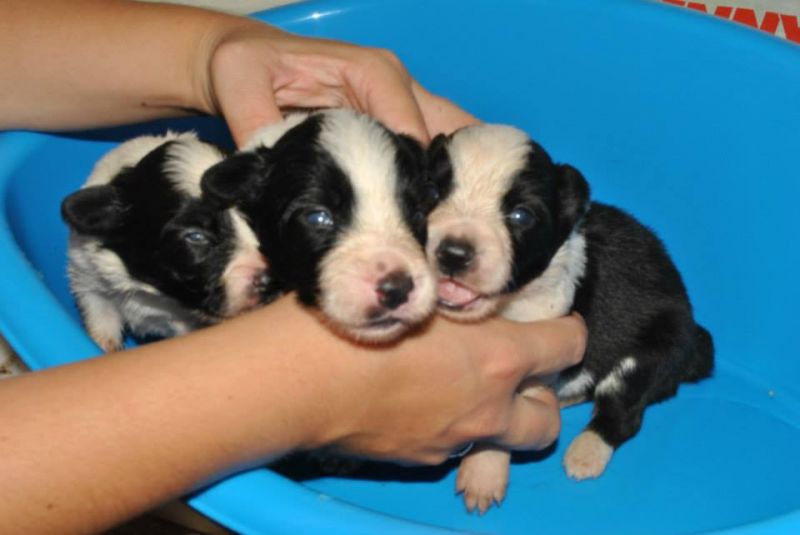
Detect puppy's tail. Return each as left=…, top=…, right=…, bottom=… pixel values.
left=682, top=324, right=714, bottom=382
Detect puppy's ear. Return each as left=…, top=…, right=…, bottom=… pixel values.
left=201, top=149, right=271, bottom=208
left=556, top=164, right=590, bottom=238
left=427, top=133, right=454, bottom=197
left=61, top=185, right=127, bottom=237
left=395, top=133, right=426, bottom=175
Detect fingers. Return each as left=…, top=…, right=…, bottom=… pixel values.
left=507, top=313, right=587, bottom=378
left=411, top=81, right=481, bottom=136
left=347, top=49, right=430, bottom=143
left=209, top=41, right=285, bottom=147
left=495, top=385, right=560, bottom=451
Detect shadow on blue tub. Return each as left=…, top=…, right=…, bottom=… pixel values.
left=1, top=0, right=799, bottom=534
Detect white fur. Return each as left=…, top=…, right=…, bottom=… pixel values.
left=220, top=210, right=266, bottom=316
left=501, top=232, right=587, bottom=322
left=556, top=368, right=596, bottom=400
left=563, top=430, right=614, bottom=480
left=85, top=131, right=191, bottom=187
left=243, top=113, right=309, bottom=151
left=456, top=446, right=511, bottom=515
left=595, top=357, right=638, bottom=396
left=164, top=136, right=225, bottom=197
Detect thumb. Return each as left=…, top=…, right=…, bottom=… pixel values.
left=208, top=37, right=284, bottom=148
left=510, top=313, right=587, bottom=379
left=218, top=79, right=284, bottom=148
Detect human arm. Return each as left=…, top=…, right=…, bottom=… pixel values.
left=0, top=296, right=585, bottom=535
left=0, top=0, right=477, bottom=146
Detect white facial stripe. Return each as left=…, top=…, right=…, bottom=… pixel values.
left=227, top=208, right=260, bottom=254
left=243, top=112, right=309, bottom=150
left=85, top=131, right=187, bottom=187
left=319, top=110, right=407, bottom=241
left=220, top=208, right=265, bottom=316
left=164, top=135, right=225, bottom=197
left=445, top=124, right=532, bottom=217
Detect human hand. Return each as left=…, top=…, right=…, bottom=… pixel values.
left=196, top=20, right=479, bottom=146
left=321, top=313, right=587, bottom=465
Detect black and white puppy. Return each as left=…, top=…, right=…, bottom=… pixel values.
left=62, top=132, right=272, bottom=351
left=201, top=109, right=438, bottom=343
left=426, top=124, right=714, bottom=512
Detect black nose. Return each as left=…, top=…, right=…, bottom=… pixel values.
left=377, top=271, right=414, bottom=310
left=436, top=238, right=475, bottom=275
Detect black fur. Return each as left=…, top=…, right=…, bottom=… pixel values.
left=567, top=203, right=714, bottom=447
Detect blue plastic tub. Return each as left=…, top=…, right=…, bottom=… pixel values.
left=1, top=0, right=798, bottom=533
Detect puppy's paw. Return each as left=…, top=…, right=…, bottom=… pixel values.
left=563, top=430, right=613, bottom=480
left=89, top=330, right=123, bottom=353
left=455, top=447, right=511, bottom=514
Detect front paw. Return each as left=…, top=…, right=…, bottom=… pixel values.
left=89, top=329, right=123, bottom=353
left=455, top=446, right=511, bottom=514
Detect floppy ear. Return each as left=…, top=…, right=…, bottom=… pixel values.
left=395, top=133, right=426, bottom=173
left=200, top=148, right=271, bottom=209
left=61, top=185, right=127, bottom=237
left=427, top=133, right=454, bottom=197
left=556, top=164, right=591, bottom=238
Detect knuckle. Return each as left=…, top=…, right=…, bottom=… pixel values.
left=359, top=47, right=408, bottom=78
left=484, top=346, right=523, bottom=384
left=374, top=47, right=404, bottom=68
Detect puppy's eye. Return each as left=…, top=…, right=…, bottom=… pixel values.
left=182, top=229, right=210, bottom=245
left=507, top=207, right=536, bottom=229
left=305, top=209, right=334, bottom=228
left=412, top=211, right=426, bottom=228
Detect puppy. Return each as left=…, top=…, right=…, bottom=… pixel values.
left=201, top=109, right=439, bottom=343
left=426, top=124, right=714, bottom=512
left=62, top=132, right=273, bottom=351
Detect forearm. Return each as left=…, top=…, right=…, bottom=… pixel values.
left=0, top=295, right=584, bottom=534
left=0, top=297, right=350, bottom=535
left=0, top=0, right=248, bottom=131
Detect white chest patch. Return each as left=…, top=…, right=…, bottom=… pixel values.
left=500, top=231, right=587, bottom=323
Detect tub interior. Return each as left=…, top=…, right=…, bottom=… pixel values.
left=1, top=0, right=799, bottom=534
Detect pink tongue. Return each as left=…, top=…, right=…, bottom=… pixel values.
left=438, top=280, right=480, bottom=306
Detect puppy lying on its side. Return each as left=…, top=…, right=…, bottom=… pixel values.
left=62, top=132, right=274, bottom=351
left=201, top=109, right=439, bottom=343
left=425, top=125, right=714, bottom=512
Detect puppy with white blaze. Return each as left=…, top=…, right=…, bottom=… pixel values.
left=201, top=109, right=439, bottom=343
left=426, top=124, right=714, bottom=513
left=62, top=132, right=273, bottom=352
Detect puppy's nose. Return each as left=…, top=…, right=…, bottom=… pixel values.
left=436, top=238, right=475, bottom=275
left=377, top=271, right=415, bottom=310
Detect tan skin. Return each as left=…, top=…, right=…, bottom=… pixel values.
left=0, top=1, right=587, bottom=533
